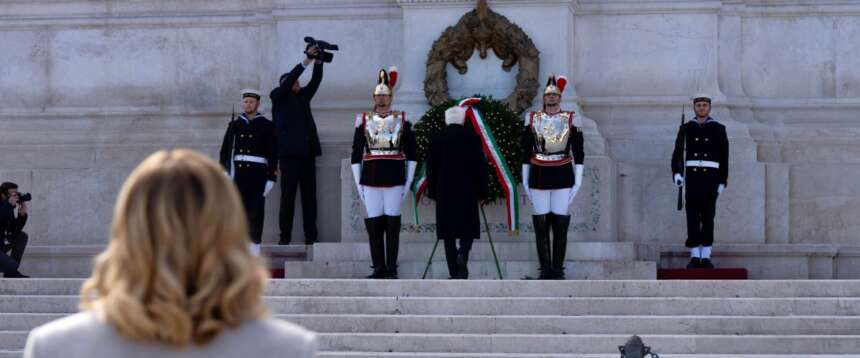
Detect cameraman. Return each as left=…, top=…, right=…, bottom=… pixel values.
left=0, top=182, right=29, bottom=278
left=270, top=46, right=323, bottom=245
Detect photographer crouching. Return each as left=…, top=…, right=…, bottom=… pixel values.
left=1, top=182, right=29, bottom=278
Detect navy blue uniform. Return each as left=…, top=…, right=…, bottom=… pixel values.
left=220, top=112, right=277, bottom=243
left=671, top=117, right=729, bottom=248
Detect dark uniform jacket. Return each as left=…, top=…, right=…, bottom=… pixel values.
left=351, top=113, right=418, bottom=188
left=270, top=63, right=323, bottom=158
left=219, top=112, right=278, bottom=181
left=0, top=202, right=25, bottom=236
left=671, top=117, right=729, bottom=186
left=426, top=124, right=488, bottom=240
left=521, top=111, right=585, bottom=190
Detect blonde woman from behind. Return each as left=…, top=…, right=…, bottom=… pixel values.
left=23, top=149, right=317, bottom=358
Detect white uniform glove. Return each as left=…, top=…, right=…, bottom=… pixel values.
left=351, top=164, right=364, bottom=203
left=674, top=173, right=684, bottom=187
left=263, top=181, right=274, bottom=197
left=717, top=184, right=725, bottom=194
left=521, top=164, right=532, bottom=203
left=569, top=164, right=584, bottom=204
left=402, top=161, right=417, bottom=201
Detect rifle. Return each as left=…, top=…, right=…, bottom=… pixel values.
left=228, top=105, right=237, bottom=178
left=677, top=104, right=685, bottom=211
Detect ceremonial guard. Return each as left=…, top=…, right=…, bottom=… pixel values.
left=671, top=94, right=729, bottom=268
left=220, top=89, right=277, bottom=256
left=521, top=75, right=585, bottom=280
left=351, top=68, right=417, bottom=279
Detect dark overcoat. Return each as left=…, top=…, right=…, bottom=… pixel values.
left=426, top=124, right=488, bottom=240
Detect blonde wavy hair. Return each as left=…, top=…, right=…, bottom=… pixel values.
left=81, top=149, right=269, bottom=347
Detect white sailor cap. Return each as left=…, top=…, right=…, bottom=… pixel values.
left=692, top=93, right=712, bottom=104
left=241, top=89, right=261, bottom=100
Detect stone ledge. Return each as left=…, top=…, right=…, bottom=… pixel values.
left=659, top=244, right=860, bottom=279
left=661, top=244, right=842, bottom=257
left=16, top=245, right=308, bottom=278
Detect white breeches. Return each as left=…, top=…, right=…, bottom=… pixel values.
left=363, top=186, right=403, bottom=217
left=530, top=188, right=572, bottom=215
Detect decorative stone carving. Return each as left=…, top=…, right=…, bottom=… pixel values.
left=424, top=0, right=540, bottom=113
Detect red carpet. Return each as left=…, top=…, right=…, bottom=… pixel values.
left=270, top=268, right=285, bottom=279
left=658, top=268, right=748, bottom=280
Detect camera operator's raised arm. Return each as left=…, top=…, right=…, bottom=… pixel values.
left=271, top=64, right=305, bottom=101
left=300, top=59, right=323, bottom=100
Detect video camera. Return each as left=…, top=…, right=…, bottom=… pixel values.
left=304, top=37, right=339, bottom=63
left=16, top=193, right=31, bottom=202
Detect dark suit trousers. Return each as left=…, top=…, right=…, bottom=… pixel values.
left=235, top=164, right=267, bottom=244
left=684, top=169, right=720, bottom=248
left=1, top=231, right=27, bottom=273
left=279, top=157, right=318, bottom=243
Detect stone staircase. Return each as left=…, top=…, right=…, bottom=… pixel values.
left=287, top=241, right=656, bottom=280
left=1, top=279, right=859, bottom=357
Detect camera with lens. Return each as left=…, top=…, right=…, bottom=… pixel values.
left=16, top=193, right=31, bottom=202
left=304, top=36, right=339, bottom=63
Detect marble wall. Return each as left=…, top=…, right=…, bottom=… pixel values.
left=2, top=0, right=859, bottom=251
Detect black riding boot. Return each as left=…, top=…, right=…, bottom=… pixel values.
left=550, top=214, right=571, bottom=280
left=384, top=215, right=401, bottom=279
left=533, top=214, right=553, bottom=279
left=365, top=216, right=387, bottom=279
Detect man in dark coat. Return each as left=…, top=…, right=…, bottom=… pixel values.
left=270, top=47, right=323, bottom=245
left=426, top=106, right=488, bottom=279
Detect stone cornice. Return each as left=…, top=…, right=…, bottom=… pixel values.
left=575, top=0, right=722, bottom=15
left=274, top=0, right=401, bottom=20
left=575, top=0, right=860, bottom=16
left=4, top=0, right=860, bottom=29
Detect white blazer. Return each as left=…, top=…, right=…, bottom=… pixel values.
left=24, top=312, right=317, bottom=358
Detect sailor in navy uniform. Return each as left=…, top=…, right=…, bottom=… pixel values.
left=521, top=75, right=585, bottom=280
left=351, top=67, right=417, bottom=279
left=219, top=89, right=278, bottom=256
left=671, top=94, right=729, bottom=268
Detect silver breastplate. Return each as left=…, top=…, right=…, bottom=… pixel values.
left=532, top=111, right=572, bottom=156
left=364, top=111, right=403, bottom=155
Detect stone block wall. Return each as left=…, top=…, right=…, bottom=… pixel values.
left=2, top=0, right=859, bottom=255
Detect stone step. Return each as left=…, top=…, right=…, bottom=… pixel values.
left=0, top=334, right=26, bottom=353
left=0, top=314, right=63, bottom=331
left=319, top=354, right=860, bottom=358
left=3, top=296, right=859, bottom=316
left=318, top=334, right=860, bottom=355
left=3, top=313, right=858, bottom=335
left=4, top=279, right=860, bottom=298
left=284, top=261, right=656, bottom=280
left=310, top=242, right=639, bottom=262
left=17, top=245, right=309, bottom=278
left=2, top=352, right=855, bottom=358
left=2, top=332, right=860, bottom=354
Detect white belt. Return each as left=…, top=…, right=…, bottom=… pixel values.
left=234, top=155, right=268, bottom=165
left=685, top=160, right=719, bottom=169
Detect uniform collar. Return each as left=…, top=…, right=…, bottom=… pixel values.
left=239, top=112, right=264, bottom=123
left=689, top=116, right=715, bottom=124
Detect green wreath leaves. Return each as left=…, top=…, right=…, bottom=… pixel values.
left=414, top=96, right=523, bottom=202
